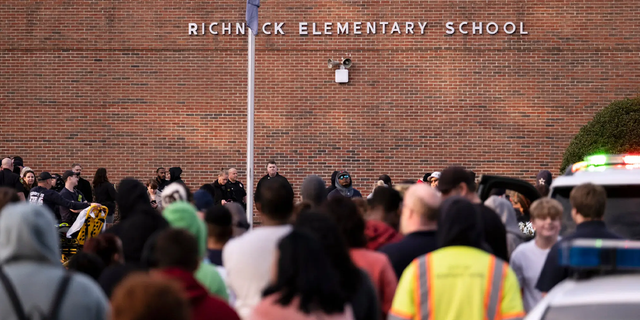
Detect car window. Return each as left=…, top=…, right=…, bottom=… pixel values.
left=543, top=304, right=640, bottom=320
left=552, top=185, right=640, bottom=240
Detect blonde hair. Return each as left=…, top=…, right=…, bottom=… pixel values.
left=530, top=198, right=563, bottom=221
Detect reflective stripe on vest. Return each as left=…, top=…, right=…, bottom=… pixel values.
left=485, top=256, right=505, bottom=320
left=414, top=254, right=506, bottom=320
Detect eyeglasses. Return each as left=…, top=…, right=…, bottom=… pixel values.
left=338, top=175, right=350, bottom=180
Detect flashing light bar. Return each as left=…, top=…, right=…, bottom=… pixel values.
left=560, top=239, right=640, bottom=270
left=571, top=154, right=640, bottom=173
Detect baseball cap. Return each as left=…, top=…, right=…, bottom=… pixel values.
left=536, top=170, right=552, bottom=187
left=37, top=172, right=54, bottom=181
left=437, top=166, right=474, bottom=194
left=62, top=170, right=78, bottom=181
left=193, top=189, right=214, bottom=211
left=337, top=170, right=350, bottom=179
left=427, top=172, right=441, bottom=182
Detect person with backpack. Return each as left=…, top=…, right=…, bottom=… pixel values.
left=0, top=203, right=108, bottom=320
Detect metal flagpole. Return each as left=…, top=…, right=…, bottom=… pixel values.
left=246, top=28, right=255, bottom=229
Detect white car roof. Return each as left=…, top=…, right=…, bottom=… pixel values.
left=526, top=275, right=640, bottom=320
left=551, top=168, right=640, bottom=188
left=548, top=275, right=640, bottom=306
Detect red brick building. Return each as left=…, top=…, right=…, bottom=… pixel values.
left=1, top=0, right=639, bottom=195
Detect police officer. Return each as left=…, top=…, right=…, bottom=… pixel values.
left=226, top=167, right=247, bottom=210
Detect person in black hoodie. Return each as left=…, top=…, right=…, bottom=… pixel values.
left=168, top=167, right=184, bottom=185
left=101, top=178, right=169, bottom=297
left=326, top=170, right=339, bottom=197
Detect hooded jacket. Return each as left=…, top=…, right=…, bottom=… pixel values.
left=162, top=201, right=229, bottom=301
left=105, top=178, right=169, bottom=264
left=326, top=171, right=339, bottom=198
left=364, top=220, right=403, bottom=251
left=0, top=203, right=108, bottom=320
left=437, top=197, right=489, bottom=251
left=484, top=196, right=526, bottom=256
left=159, top=268, right=240, bottom=320
left=300, top=175, right=326, bottom=207
left=328, top=175, right=362, bottom=199
left=169, top=167, right=184, bottom=184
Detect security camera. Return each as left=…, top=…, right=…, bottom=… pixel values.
left=342, top=58, right=352, bottom=69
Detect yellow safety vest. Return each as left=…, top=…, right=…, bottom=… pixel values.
left=388, top=246, right=524, bottom=320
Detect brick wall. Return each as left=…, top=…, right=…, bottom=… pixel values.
left=1, top=0, right=639, bottom=200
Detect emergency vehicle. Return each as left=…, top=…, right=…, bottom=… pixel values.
left=478, top=154, right=640, bottom=239
left=524, top=238, right=640, bottom=320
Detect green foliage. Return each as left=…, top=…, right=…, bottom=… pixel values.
left=561, top=96, right=640, bottom=173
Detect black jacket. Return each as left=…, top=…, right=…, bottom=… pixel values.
left=28, top=186, right=90, bottom=221
left=201, top=181, right=232, bottom=206
left=155, top=177, right=168, bottom=193
left=213, top=180, right=232, bottom=205
left=536, top=221, right=621, bottom=292
left=255, top=173, right=289, bottom=204
left=58, top=188, right=87, bottom=224
left=0, top=169, right=25, bottom=194
left=76, top=177, right=93, bottom=202
left=105, top=179, right=169, bottom=264
left=94, top=182, right=118, bottom=216
left=227, top=180, right=247, bottom=204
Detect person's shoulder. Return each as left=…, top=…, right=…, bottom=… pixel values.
left=477, top=204, right=506, bottom=224
left=510, top=240, right=534, bottom=260
left=327, top=189, right=340, bottom=198
left=378, top=240, right=402, bottom=254
left=223, top=232, right=251, bottom=253
left=353, top=248, right=391, bottom=265
left=251, top=294, right=288, bottom=319
left=68, top=272, right=109, bottom=303
left=476, top=203, right=498, bottom=216
left=204, top=295, right=240, bottom=318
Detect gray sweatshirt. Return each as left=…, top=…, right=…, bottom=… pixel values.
left=0, top=203, right=109, bottom=320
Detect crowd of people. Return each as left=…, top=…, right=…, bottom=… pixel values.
left=0, top=156, right=623, bottom=320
